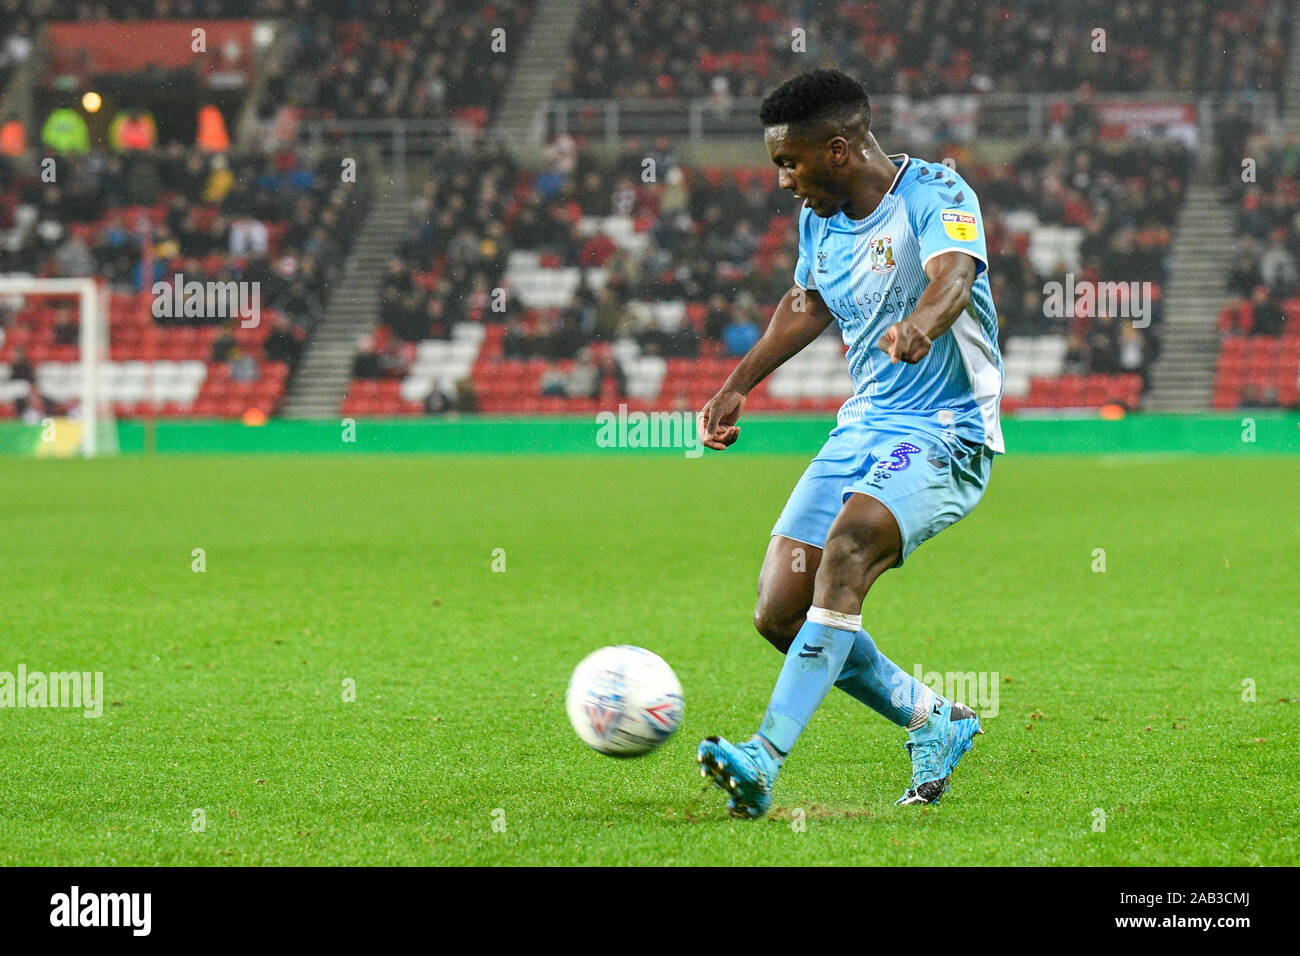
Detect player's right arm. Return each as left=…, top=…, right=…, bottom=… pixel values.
left=698, top=285, right=835, bottom=450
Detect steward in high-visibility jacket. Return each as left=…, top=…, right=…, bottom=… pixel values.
left=196, top=104, right=229, bottom=153
left=110, top=110, right=157, bottom=151
left=0, top=119, right=25, bottom=156
left=41, top=108, right=89, bottom=154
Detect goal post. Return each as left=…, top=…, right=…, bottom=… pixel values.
left=0, top=276, right=114, bottom=457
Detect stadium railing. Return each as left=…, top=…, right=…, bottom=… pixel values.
left=283, top=91, right=1279, bottom=165
left=294, top=118, right=486, bottom=189
left=536, top=91, right=1280, bottom=147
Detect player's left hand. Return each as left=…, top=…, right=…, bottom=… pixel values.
left=877, top=321, right=932, bottom=364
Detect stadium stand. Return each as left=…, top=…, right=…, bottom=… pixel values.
left=258, top=0, right=535, bottom=126
left=0, top=146, right=369, bottom=419
left=556, top=0, right=797, bottom=100
left=1213, top=129, right=1300, bottom=409
left=0, top=0, right=526, bottom=420
left=1, top=1, right=1292, bottom=420
left=558, top=0, right=1291, bottom=99
left=343, top=137, right=1188, bottom=416
left=818, top=0, right=1291, bottom=96
left=0, top=10, right=33, bottom=95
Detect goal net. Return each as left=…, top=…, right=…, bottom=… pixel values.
left=0, top=276, right=118, bottom=457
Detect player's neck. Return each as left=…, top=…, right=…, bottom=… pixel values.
left=841, top=139, right=902, bottom=221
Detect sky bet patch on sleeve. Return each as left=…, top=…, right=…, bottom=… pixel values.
left=941, top=209, right=978, bottom=241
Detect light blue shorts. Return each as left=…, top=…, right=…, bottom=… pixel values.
left=771, top=417, right=993, bottom=566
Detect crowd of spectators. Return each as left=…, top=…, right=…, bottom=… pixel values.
left=6, top=0, right=1290, bottom=106
left=348, top=141, right=519, bottom=387
left=824, top=0, right=1290, bottom=97
left=352, top=130, right=1188, bottom=404
left=353, top=135, right=795, bottom=390
left=4, top=0, right=1215, bottom=411
left=559, top=0, right=1291, bottom=101
left=0, top=3, right=33, bottom=95
left=509, top=139, right=794, bottom=360
left=3, top=0, right=533, bottom=138
left=1210, top=128, right=1300, bottom=407
left=0, top=143, right=367, bottom=393
left=1219, top=130, right=1300, bottom=350
left=258, top=0, right=534, bottom=126
left=0, top=0, right=544, bottom=418
left=2, top=147, right=361, bottom=311
left=556, top=0, right=797, bottom=101
left=981, top=140, right=1189, bottom=384
left=522, top=139, right=1184, bottom=386
left=10, top=1, right=281, bottom=16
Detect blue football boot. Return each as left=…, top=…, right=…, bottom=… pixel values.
left=896, top=698, right=982, bottom=805
left=697, top=735, right=780, bottom=819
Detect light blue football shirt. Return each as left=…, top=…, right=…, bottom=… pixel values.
left=793, top=154, right=1004, bottom=453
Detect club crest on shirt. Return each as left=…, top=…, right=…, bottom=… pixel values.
left=868, top=235, right=896, bottom=273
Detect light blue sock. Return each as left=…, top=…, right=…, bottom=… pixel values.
left=835, top=629, right=935, bottom=730
left=757, top=608, right=858, bottom=756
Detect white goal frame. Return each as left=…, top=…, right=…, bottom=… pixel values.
left=0, top=276, right=108, bottom=456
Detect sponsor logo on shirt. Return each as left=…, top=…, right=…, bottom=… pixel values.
left=941, top=209, right=978, bottom=241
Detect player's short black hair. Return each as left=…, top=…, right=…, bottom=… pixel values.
left=759, top=69, right=871, bottom=139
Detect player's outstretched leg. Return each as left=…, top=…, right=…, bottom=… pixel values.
left=814, top=493, right=985, bottom=805
left=697, top=605, right=856, bottom=819
left=699, top=496, right=899, bottom=818
left=754, top=534, right=933, bottom=726
left=707, top=494, right=984, bottom=814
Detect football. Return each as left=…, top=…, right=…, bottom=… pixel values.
left=566, top=645, right=684, bottom=756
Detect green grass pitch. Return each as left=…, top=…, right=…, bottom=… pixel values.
left=1, top=450, right=1297, bottom=866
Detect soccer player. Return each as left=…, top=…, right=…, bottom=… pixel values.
left=696, top=70, right=1004, bottom=817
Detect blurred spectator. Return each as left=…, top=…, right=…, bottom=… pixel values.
left=598, top=354, right=627, bottom=397
left=454, top=377, right=479, bottom=412
left=230, top=352, right=259, bottom=382
left=0, top=117, right=24, bottom=156
left=1259, top=229, right=1297, bottom=297
left=424, top=383, right=453, bottom=414
left=1118, top=323, right=1148, bottom=386
left=229, top=215, right=268, bottom=257
left=1249, top=288, right=1285, bottom=336
left=540, top=362, right=566, bottom=397
left=1063, top=331, right=1089, bottom=375
left=54, top=233, right=94, bottom=276
left=704, top=296, right=733, bottom=341
left=502, top=317, right=531, bottom=360
left=51, top=308, right=78, bottom=346
left=1064, top=83, right=1099, bottom=140
left=8, top=346, right=33, bottom=383
left=279, top=281, right=323, bottom=330
left=546, top=312, right=583, bottom=360
left=1226, top=247, right=1262, bottom=299
left=211, top=329, right=236, bottom=362
left=109, top=110, right=157, bottom=152
left=264, top=316, right=303, bottom=367
left=196, top=104, right=230, bottom=153
left=351, top=335, right=382, bottom=379
left=1086, top=314, right=1122, bottom=374
left=566, top=348, right=600, bottom=399
left=1215, top=100, right=1254, bottom=181
left=1241, top=382, right=1280, bottom=407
